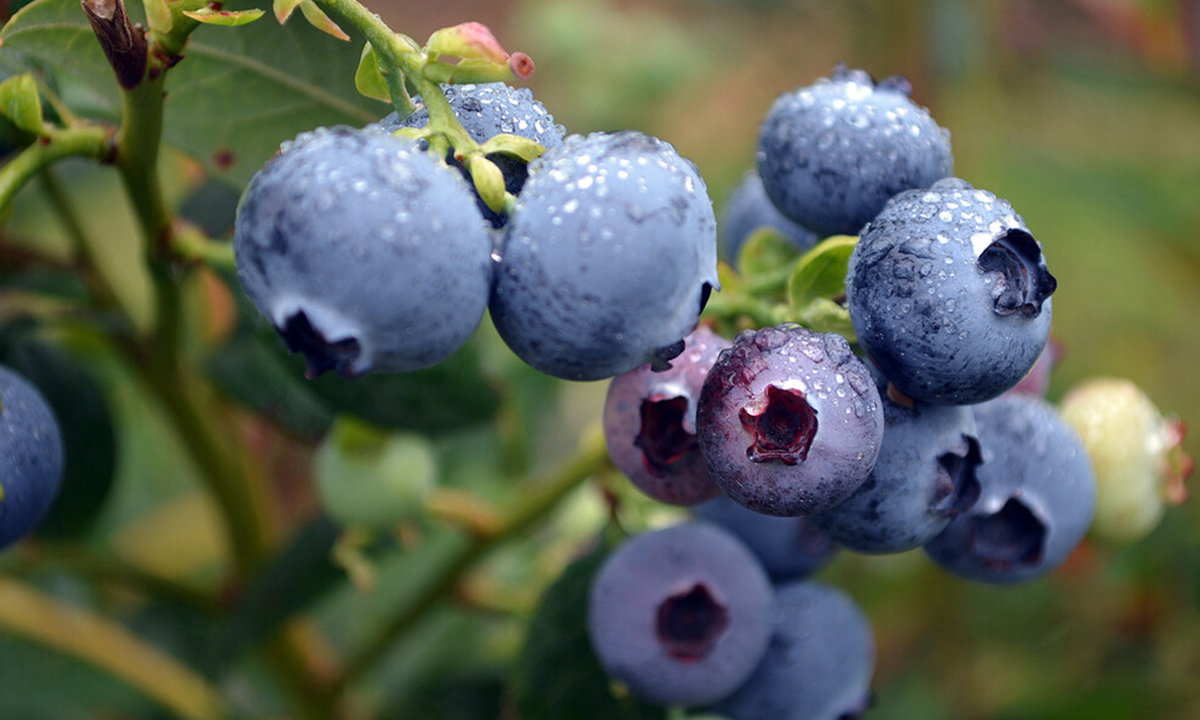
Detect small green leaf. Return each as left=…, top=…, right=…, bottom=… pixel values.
left=787, top=234, right=858, bottom=310
left=181, top=8, right=265, bottom=27
left=272, top=0, right=303, bottom=23
left=796, top=297, right=857, bottom=342
left=354, top=43, right=390, bottom=102
left=143, top=0, right=172, bottom=34
left=736, top=228, right=802, bottom=297
left=426, top=22, right=508, bottom=64
left=478, top=133, right=547, bottom=163
left=0, top=74, right=43, bottom=135
left=298, top=0, right=348, bottom=41
left=466, top=154, right=508, bottom=213
left=514, top=540, right=667, bottom=720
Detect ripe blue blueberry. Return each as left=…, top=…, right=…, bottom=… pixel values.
left=491, top=131, right=720, bottom=381
left=374, top=82, right=565, bottom=228
left=924, top=394, right=1097, bottom=584
left=713, top=581, right=875, bottom=720
left=846, top=177, right=1057, bottom=405
left=811, top=397, right=981, bottom=554
left=587, top=522, right=775, bottom=707
left=720, top=170, right=818, bottom=264
left=697, top=324, right=884, bottom=516
left=695, top=493, right=837, bottom=581
left=0, top=365, right=64, bottom=550
left=234, top=126, right=493, bottom=377
left=757, top=66, right=953, bottom=237
left=604, top=326, right=731, bottom=506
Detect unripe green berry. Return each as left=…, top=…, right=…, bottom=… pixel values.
left=1059, top=377, right=1191, bottom=544
left=314, top=417, right=437, bottom=530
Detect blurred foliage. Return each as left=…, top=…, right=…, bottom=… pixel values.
left=0, top=0, right=1197, bottom=718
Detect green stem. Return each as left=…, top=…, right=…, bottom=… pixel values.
left=330, top=429, right=613, bottom=698
left=172, top=222, right=236, bottom=272
left=0, top=125, right=113, bottom=210
left=4, top=544, right=220, bottom=615
left=38, top=169, right=129, bottom=318
left=0, top=575, right=228, bottom=720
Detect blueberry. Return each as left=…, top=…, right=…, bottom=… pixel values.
left=846, top=177, right=1057, bottom=405
left=694, top=493, right=837, bottom=581
left=234, top=126, right=493, bottom=377
left=1005, top=337, right=1063, bottom=399
left=757, top=66, right=953, bottom=238
left=811, top=397, right=981, bottom=554
left=697, top=325, right=884, bottom=516
left=720, top=170, right=818, bottom=264
left=374, top=82, right=565, bottom=228
left=924, top=394, right=1097, bottom=584
left=491, top=131, right=720, bottom=381
left=0, top=364, right=64, bottom=550
left=587, top=522, right=775, bottom=707
left=604, top=326, right=732, bottom=506
left=712, top=581, right=874, bottom=720
left=1059, top=377, right=1192, bottom=544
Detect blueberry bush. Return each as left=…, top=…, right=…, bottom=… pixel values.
left=0, top=0, right=1198, bottom=719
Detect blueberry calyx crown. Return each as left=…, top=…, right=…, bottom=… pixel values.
left=932, top=435, right=983, bottom=518
left=738, top=384, right=819, bottom=466
left=634, top=395, right=698, bottom=478
left=966, top=497, right=1047, bottom=570
left=656, top=582, right=730, bottom=662
left=977, top=229, right=1057, bottom=318
left=280, top=311, right=362, bottom=379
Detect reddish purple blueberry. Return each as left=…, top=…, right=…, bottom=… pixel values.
left=604, top=327, right=732, bottom=506
left=697, top=325, right=884, bottom=516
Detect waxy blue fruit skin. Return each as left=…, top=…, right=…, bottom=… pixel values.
left=0, top=365, right=64, bottom=550
left=712, top=581, right=875, bottom=720
left=491, top=131, right=720, bottom=381
left=375, top=82, right=565, bottom=227
left=757, top=66, right=953, bottom=237
left=234, top=126, right=493, bottom=377
left=697, top=325, right=884, bottom=516
left=720, top=170, right=818, bottom=264
left=587, top=522, right=775, bottom=708
left=925, top=394, right=1097, bottom=584
left=812, top=398, right=981, bottom=554
left=604, top=327, right=731, bottom=506
left=847, top=177, right=1056, bottom=405
left=695, top=493, right=837, bottom=581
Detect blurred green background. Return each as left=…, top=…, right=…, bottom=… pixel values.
left=0, top=0, right=1197, bottom=718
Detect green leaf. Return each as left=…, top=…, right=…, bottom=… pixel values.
left=354, top=43, right=390, bottom=103
left=0, top=0, right=124, bottom=117
left=0, top=73, right=43, bottom=135
left=272, top=0, right=303, bottom=22
left=298, top=0, right=348, bottom=41
left=143, top=0, right=173, bottom=34
left=308, top=342, right=502, bottom=434
left=787, top=234, right=858, bottom=310
left=0, top=0, right=385, bottom=187
left=514, top=541, right=667, bottom=720
left=181, top=8, right=265, bottom=27
left=0, top=327, right=117, bottom=539
left=478, top=133, right=547, bottom=163
left=795, top=297, right=856, bottom=342
left=205, top=325, right=335, bottom=439
left=736, top=227, right=801, bottom=297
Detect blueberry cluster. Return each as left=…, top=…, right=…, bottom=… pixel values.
left=588, top=67, right=1106, bottom=712
left=233, top=83, right=718, bottom=383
